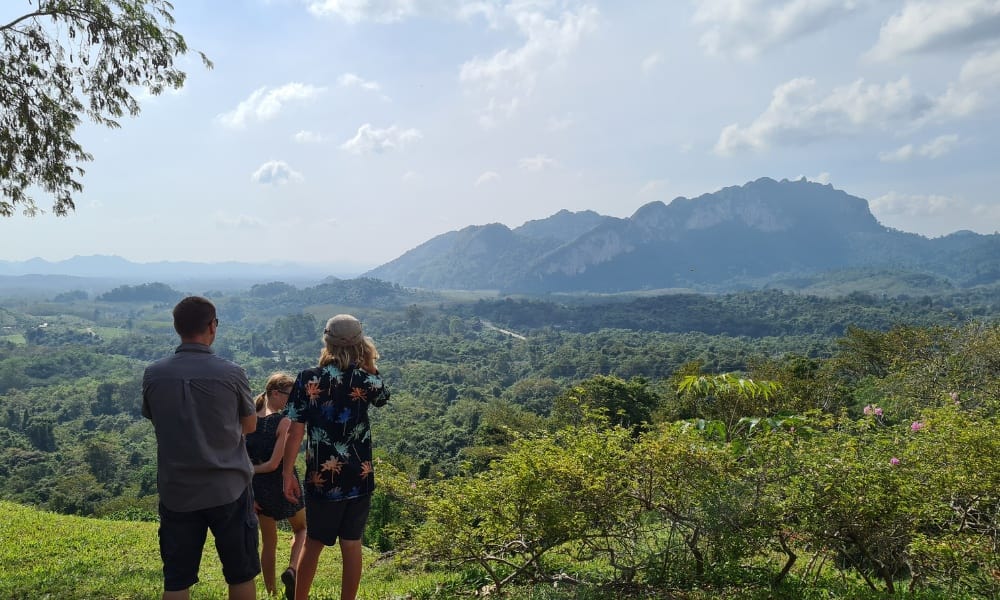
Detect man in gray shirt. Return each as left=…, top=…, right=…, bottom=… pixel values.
left=142, top=296, right=260, bottom=600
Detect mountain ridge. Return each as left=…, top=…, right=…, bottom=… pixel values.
left=365, top=177, right=1000, bottom=293
left=0, top=254, right=361, bottom=283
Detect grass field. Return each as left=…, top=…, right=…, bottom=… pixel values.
left=0, top=501, right=445, bottom=600
left=1, top=501, right=983, bottom=600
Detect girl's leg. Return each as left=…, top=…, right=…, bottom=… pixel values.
left=294, top=537, right=324, bottom=600
left=258, top=515, right=278, bottom=595
left=339, top=538, right=363, bottom=600
left=287, top=509, right=307, bottom=570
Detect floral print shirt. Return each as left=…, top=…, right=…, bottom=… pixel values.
left=285, top=363, right=389, bottom=501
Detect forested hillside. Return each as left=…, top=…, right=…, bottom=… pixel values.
left=1, top=279, right=999, bottom=598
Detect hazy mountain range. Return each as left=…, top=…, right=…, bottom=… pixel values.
left=4, top=178, right=997, bottom=296
left=0, top=256, right=348, bottom=294
left=365, top=178, right=1000, bottom=293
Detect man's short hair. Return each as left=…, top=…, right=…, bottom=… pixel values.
left=173, top=296, right=217, bottom=338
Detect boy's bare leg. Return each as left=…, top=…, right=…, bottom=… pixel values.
left=339, top=538, right=363, bottom=600
left=228, top=579, right=256, bottom=600
left=295, top=537, right=325, bottom=600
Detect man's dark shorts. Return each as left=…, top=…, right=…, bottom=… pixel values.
left=305, top=494, right=372, bottom=546
left=158, top=486, right=261, bottom=591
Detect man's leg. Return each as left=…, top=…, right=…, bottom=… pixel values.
left=159, top=503, right=206, bottom=600
left=209, top=488, right=260, bottom=599
left=339, top=538, right=364, bottom=600
left=295, top=537, right=325, bottom=600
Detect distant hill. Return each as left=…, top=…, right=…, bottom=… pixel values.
left=365, top=178, right=1000, bottom=293
left=0, top=255, right=362, bottom=292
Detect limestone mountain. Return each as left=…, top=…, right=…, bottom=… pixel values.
left=364, top=178, right=1000, bottom=293
left=365, top=210, right=616, bottom=289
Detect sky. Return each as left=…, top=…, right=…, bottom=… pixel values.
left=4, top=0, right=1000, bottom=272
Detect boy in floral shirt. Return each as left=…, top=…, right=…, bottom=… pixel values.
left=282, top=314, right=389, bottom=600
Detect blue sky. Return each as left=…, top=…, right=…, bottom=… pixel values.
left=4, top=0, right=1000, bottom=271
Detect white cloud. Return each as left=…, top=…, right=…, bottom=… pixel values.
left=305, top=0, right=420, bottom=23
left=402, top=170, right=422, bottom=184
left=871, top=194, right=1000, bottom=237
left=879, top=134, right=960, bottom=162
left=293, top=130, right=326, bottom=143
left=340, top=124, right=422, bottom=154
left=878, top=144, right=916, bottom=162
left=641, top=52, right=663, bottom=73
left=250, top=160, right=304, bottom=185
left=792, top=172, right=832, bottom=183
left=546, top=113, right=575, bottom=131
left=919, top=133, right=960, bottom=158
left=957, top=47, right=1000, bottom=88
left=715, top=76, right=935, bottom=155
left=218, top=83, right=325, bottom=129
left=214, top=212, right=265, bottom=229
left=338, top=72, right=388, bottom=99
left=518, top=154, right=557, bottom=172
left=639, top=179, right=669, bottom=195
left=933, top=49, right=1000, bottom=119
left=299, top=2, right=598, bottom=126
left=917, top=133, right=958, bottom=159
left=475, top=170, right=501, bottom=186
left=869, top=0, right=1000, bottom=61
left=339, top=73, right=380, bottom=91
left=870, top=191, right=961, bottom=217
left=460, top=4, right=599, bottom=126
left=693, top=0, right=865, bottom=60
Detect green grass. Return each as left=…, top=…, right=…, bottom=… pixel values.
left=0, top=334, right=25, bottom=345
left=0, top=501, right=982, bottom=600
left=0, top=501, right=444, bottom=599
left=92, top=326, right=130, bottom=340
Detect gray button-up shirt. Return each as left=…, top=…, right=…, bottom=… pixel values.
left=142, top=343, right=254, bottom=512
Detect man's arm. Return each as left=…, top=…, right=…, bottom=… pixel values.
left=241, top=412, right=257, bottom=435
left=141, top=370, right=153, bottom=420
left=235, top=367, right=255, bottom=434
left=282, top=421, right=305, bottom=503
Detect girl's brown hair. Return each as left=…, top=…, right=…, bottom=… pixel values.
left=254, top=372, right=295, bottom=412
left=318, top=336, right=379, bottom=372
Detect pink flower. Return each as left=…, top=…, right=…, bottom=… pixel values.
left=890, top=457, right=900, bottom=466
left=874, top=407, right=883, bottom=417
left=863, top=405, right=873, bottom=415
left=911, top=421, right=924, bottom=432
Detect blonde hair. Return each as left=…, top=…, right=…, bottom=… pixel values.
left=254, top=372, right=295, bottom=412
left=319, top=336, right=379, bottom=371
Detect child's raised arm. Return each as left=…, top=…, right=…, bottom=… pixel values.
left=253, top=417, right=291, bottom=474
